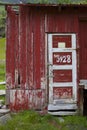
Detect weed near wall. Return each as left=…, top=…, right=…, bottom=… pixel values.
left=0, top=111, right=87, bottom=130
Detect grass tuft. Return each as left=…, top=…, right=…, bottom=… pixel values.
left=0, top=38, right=6, bottom=90
left=0, top=38, right=6, bottom=60
left=0, top=110, right=87, bottom=130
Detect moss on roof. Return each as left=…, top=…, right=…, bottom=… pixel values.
left=0, top=0, right=87, bottom=4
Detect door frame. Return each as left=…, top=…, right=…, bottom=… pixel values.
left=47, top=33, right=77, bottom=106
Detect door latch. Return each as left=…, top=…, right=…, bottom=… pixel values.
left=47, top=63, right=53, bottom=66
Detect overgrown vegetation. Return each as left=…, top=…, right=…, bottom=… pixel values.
left=0, top=38, right=5, bottom=60
left=0, top=38, right=5, bottom=104
left=34, top=0, right=87, bottom=4
left=0, top=0, right=87, bottom=4
left=27, top=0, right=87, bottom=4
left=0, top=6, right=6, bottom=106
left=0, top=6, right=6, bottom=37
left=0, top=6, right=6, bottom=85
left=0, top=37, right=6, bottom=91
left=0, top=38, right=6, bottom=82
left=0, top=110, right=87, bottom=130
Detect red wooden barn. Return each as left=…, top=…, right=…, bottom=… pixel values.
left=1, top=0, right=87, bottom=115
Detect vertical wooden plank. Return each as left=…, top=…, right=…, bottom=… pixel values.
left=33, top=8, right=45, bottom=90
left=40, top=10, right=45, bottom=90
left=46, top=8, right=78, bottom=33
left=33, top=9, right=41, bottom=89
left=19, top=6, right=27, bottom=89
left=6, top=7, right=17, bottom=89
left=79, top=20, right=87, bottom=79
left=15, top=13, right=19, bottom=87
left=26, top=7, right=34, bottom=89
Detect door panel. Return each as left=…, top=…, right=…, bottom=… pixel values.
left=53, top=70, right=72, bottom=82
left=53, top=87, right=72, bottom=99
left=52, top=35, right=72, bottom=48
left=48, top=34, right=77, bottom=108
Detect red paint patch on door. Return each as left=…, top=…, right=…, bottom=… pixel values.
left=53, top=87, right=72, bottom=99
left=53, top=70, right=72, bottom=82
left=52, top=35, right=71, bottom=48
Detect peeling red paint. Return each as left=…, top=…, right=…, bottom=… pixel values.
left=37, top=91, right=42, bottom=98
left=9, top=90, right=45, bottom=111
left=53, top=87, right=72, bottom=99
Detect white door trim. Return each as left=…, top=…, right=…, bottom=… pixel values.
left=48, top=33, right=77, bottom=105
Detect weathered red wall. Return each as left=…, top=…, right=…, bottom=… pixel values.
left=6, top=5, right=87, bottom=111
left=6, top=6, right=19, bottom=89
left=79, top=20, right=87, bottom=79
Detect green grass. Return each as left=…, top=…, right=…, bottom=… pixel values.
left=0, top=95, right=5, bottom=104
left=0, top=6, right=5, bottom=11
left=0, top=62, right=5, bottom=89
left=0, top=111, right=87, bottom=130
left=0, top=10, right=6, bottom=102
left=62, top=116, right=87, bottom=130
left=0, top=38, right=6, bottom=60
left=0, top=6, right=6, bottom=37
left=0, top=6, right=5, bottom=18
left=0, top=62, right=5, bottom=82
left=0, top=38, right=6, bottom=90
left=0, top=6, right=6, bottom=18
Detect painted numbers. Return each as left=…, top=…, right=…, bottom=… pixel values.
left=54, top=54, right=71, bottom=63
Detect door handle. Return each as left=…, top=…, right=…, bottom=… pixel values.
left=47, top=63, right=53, bottom=66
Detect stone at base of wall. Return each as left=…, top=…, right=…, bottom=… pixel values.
left=0, top=113, right=11, bottom=125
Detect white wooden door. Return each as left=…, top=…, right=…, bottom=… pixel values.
left=48, top=34, right=77, bottom=115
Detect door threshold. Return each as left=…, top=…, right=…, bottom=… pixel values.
left=48, top=104, right=77, bottom=111
left=48, top=111, right=77, bottom=116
